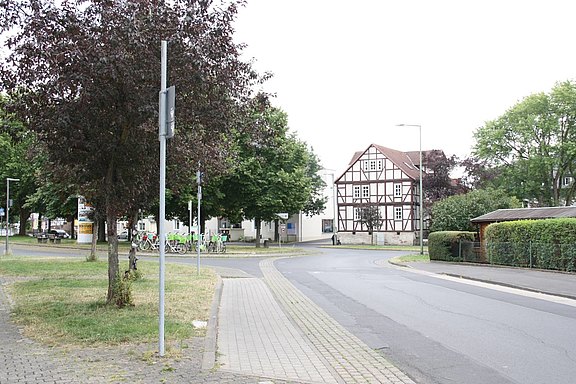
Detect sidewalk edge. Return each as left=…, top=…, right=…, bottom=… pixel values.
left=201, top=275, right=222, bottom=370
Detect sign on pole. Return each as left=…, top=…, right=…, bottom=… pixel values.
left=166, top=86, right=176, bottom=138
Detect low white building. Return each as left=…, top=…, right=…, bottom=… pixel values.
left=117, top=172, right=338, bottom=243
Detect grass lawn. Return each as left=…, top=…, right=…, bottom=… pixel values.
left=392, top=253, right=431, bottom=263
left=0, top=257, right=216, bottom=347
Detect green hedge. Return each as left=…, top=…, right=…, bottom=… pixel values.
left=485, top=218, right=576, bottom=271
left=428, top=231, right=476, bottom=261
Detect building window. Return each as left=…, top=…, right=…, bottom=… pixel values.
left=354, top=185, right=361, bottom=198
left=394, top=184, right=402, bottom=197
left=174, top=220, right=180, bottom=230
left=322, top=219, right=334, bottom=233
left=354, top=208, right=362, bottom=220
left=138, top=222, right=145, bottom=231
left=362, top=185, right=370, bottom=198
left=563, top=176, right=572, bottom=187
left=377, top=159, right=383, bottom=171
left=394, top=207, right=402, bottom=220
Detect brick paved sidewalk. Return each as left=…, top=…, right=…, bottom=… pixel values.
left=0, top=276, right=288, bottom=384
left=217, top=258, right=416, bottom=384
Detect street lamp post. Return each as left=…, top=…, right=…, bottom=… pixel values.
left=396, top=124, right=423, bottom=255
left=5, top=177, right=20, bottom=255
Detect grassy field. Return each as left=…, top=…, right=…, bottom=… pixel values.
left=0, top=257, right=216, bottom=347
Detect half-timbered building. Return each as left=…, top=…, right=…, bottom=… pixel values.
left=335, top=144, right=427, bottom=245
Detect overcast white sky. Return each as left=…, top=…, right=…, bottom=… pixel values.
left=233, top=0, right=576, bottom=174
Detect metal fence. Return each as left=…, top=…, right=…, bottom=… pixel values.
left=447, top=240, right=576, bottom=272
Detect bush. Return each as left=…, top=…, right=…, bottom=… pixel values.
left=428, top=231, right=475, bottom=261
left=485, top=218, right=576, bottom=271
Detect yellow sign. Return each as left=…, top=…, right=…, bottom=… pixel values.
left=79, top=222, right=93, bottom=235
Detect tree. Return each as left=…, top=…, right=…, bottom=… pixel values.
left=0, top=96, right=42, bottom=235
left=217, top=107, right=326, bottom=246
left=429, top=188, right=521, bottom=232
left=358, top=203, right=382, bottom=244
left=423, top=150, right=461, bottom=203
left=1, top=0, right=268, bottom=305
left=473, top=81, right=576, bottom=206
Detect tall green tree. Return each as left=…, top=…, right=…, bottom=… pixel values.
left=0, top=96, right=41, bottom=235
left=217, top=107, right=326, bottom=246
left=1, top=0, right=268, bottom=304
left=430, top=188, right=521, bottom=232
left=473, top=80, right=576, bottom=206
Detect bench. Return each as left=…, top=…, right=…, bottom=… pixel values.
left=48, top=234, right=62, bottom=244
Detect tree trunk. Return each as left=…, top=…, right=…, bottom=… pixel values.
left=127, top=210, right=138, bottom=272
left=18, top=209, right=30, bottom=236
left=98, top=217, right=106, bottom=242
left=87, top=219, right=99, bottom=261
left=255, top=218, right=261, bottom=248
left=106, top=208, right=120, bottom=304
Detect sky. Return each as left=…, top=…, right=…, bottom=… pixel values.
left=232, top=0, right=576, bottom=175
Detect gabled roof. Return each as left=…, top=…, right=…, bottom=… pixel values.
left=470, top=206, right=576, bottom=223
left=337, top=143, right=421, bottom=182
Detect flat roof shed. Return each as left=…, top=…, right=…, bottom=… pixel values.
left=470, top=206, right=576, bottom=243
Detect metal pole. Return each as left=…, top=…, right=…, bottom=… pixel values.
left=331, top=173, right=338, bottom=242
left=188, top=200, right=192, bottom=243
left=396, top=124, right=423, bottom=255
left=197, top=168, right=201, bottom=276
left=419, top=125, right=423, bottom=256
left=5, top=179, right=9, bottom=255
left=158, top=40, right=168, bottom=357
left=5, top=178, right=19, bottom=255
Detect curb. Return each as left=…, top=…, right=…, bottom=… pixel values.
left=441, top=273, right=576, bottom=301
left=387, top=259, right=576, bottom=301
left=201, top=275, right=223, bottom=370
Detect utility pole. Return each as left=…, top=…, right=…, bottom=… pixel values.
left=196, top=166, right=202, bottom=276
left=158, top=40, right=176, bottom=357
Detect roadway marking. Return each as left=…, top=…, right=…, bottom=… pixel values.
left=386, top=261, right=576, bottom=308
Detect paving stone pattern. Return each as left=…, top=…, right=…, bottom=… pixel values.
left=0, top=277, right=293, bottom=384
left=260, top=258, right=416, bottom=384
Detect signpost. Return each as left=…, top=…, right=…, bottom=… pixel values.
left=158, top=40, right=175, bottom=357
left=276, top=213, right=288, bottom=247
left=5, top=178, right=19, bottom=255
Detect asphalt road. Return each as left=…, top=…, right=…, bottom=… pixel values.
left=8, top=243, right=576, bottom=384
left=273, top=248, right=576, bottom=384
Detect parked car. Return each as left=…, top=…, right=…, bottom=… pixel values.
left=49, top=229, right=70, bottom=239
left=118, top=230, right=129, bottom=240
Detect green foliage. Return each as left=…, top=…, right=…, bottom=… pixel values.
left=0, top=96, right=43, bottom=234
left=358, top=203, right=383, bottom=233
left=430, top=188, right=520, bottom=232
left=472, top=80, right=576, bottom=206
left=485, top=218, right=576, bottom=271
left=428, top=231, right=475, bottom=261
left=217, top=107, right=326, bottom=225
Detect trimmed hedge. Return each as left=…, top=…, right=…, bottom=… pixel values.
left=429, top=231, right=475, bottom=261
left=485, top=218, right=576, bottom=271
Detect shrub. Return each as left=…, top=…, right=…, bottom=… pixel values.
left=428, top=231, right=475, bottom=261
left=485, top=218, right=576, bottom=271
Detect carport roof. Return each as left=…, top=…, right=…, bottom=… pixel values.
left=470, top=206, right=576, bottom=223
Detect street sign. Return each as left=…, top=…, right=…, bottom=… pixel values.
left=166, top=85, right=175, bottom=138
left=277, top=213, right=289, bottom=220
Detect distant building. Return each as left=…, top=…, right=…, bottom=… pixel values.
left=335, top=144, right=438, bottom=245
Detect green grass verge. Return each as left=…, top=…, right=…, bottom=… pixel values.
left=0, top=257, right=216, bottom=346
left=392, top=253, right=431, bottom=263
left=322, top=244, right=425, bottom=251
